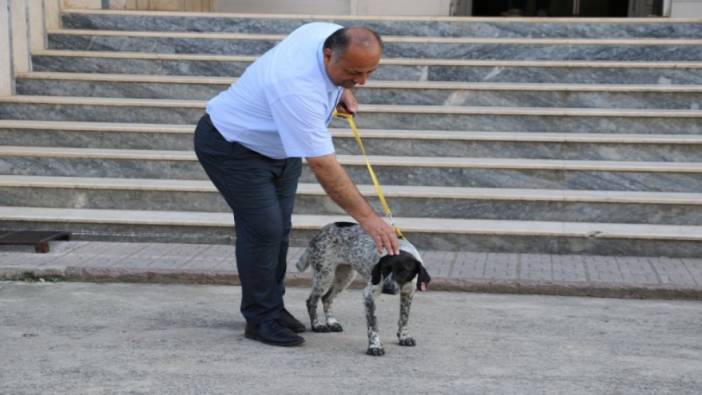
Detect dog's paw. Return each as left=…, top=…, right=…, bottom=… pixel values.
left=327, top=322, right=343, bottom=332
left=398, top=337, right=416, bottom=347
left=312, top=324, right=331, bottom=333
left=366, top=346, right=385, bottom=356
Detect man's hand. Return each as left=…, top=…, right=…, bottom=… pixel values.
left=306, top=153, right=399, bottom=255
left=336, top=88, right=358, bottom=115
left=358, top=214, right=400, bottom=256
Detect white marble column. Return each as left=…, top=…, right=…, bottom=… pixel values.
left=29, top=0, right=46, bottom=52
left=0, top=0, right=12, bottom=96
left=10, top=0, right=31, bottom=74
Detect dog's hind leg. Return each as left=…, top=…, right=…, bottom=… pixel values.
left=397, top=282, right=416, bottom=346
left=306, top=271, right=335, bottom=333
left=363, top=283, right=385, bottom=356
left=321, top=264, right=356, bottom=332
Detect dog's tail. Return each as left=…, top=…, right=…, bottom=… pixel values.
left=296, top=248, right=311, bottom=272
left=296, top=226, right=330, bottom=272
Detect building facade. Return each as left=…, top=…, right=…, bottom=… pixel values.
left=59, top=0, right=702, bottom=17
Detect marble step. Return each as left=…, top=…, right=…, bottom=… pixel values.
left=2, top=206, right=700, bottom=257
left=61, top=10, right=702, bottom=39
left=32, top=50, right=702, bottom=85
left=2, top=175, right=700, bottom=225
left=2, top=120, right=701, bottom=162
left=2, top=96, right=701, bottom=134
left=1, top=146, right=700, bottom=192
left=16, top=72, right=702, bottom=110
left=47, top=29, right=702, bottom=61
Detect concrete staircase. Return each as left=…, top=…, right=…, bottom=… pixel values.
left=1, top=10, right=701, bottom=257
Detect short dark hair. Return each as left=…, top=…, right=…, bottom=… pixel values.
left=323, top=27, right=383, bottom=58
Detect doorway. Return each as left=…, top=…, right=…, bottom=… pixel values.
left=458, top=0, right=664, bottom=17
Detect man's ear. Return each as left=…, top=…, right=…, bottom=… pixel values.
left=371, top=255, right=393, bottom=285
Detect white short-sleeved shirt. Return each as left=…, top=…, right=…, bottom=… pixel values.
left=206, top=22, right=344, bottom=159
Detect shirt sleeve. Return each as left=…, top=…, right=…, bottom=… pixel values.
left=268, top=91, right=336, bottom=158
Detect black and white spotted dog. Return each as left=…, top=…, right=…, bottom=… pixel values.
left=296, top=222, right=431, bottom=356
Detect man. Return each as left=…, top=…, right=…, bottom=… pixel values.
left=193, top=22, right=400, bottom=347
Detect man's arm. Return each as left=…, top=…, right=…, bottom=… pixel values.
left=306, top=153, right=399, bottom=255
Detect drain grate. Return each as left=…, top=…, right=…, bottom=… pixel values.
left=0, top=231, right=72, bottom=253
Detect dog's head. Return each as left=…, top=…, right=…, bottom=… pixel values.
left=371, top=251, right=431, bottom=292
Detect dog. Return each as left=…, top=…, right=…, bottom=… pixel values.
left=296, top=222, right=431, bottom=356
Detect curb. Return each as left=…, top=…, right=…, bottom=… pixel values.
left=2, top=266, right=701, bottom=300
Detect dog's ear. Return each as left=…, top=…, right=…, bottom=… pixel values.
left=371, top=255, right=394, bottom=285
left=416, top=264, right=431, bottom=291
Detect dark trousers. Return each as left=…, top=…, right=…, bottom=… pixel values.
left=193, top=114, right=301, bottom=325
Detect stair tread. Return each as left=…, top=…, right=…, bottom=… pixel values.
left=1, top=175, right=700, bottom=204
left=17, top=71, right=702, bottom=93
left=3, top=95, right=702, bottom=117
left=33, top=49, right=702, bottom=68
left=48, top=28, right=702, bottom=46
left=2, top=206, right=700, bottom=240
left=2, top=145, right=701, bottom=171
left=2, top=119, right=701, bottom=143
left=62, top=9, right=702, bottom=23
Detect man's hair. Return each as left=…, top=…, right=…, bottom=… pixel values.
left=323, top=27, right=383, bottom=60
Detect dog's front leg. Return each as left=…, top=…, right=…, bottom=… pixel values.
left=363, top=283, right=384, bottom=356
left=397, top=282, right=416, bottom=346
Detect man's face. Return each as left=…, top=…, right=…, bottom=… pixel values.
left=324, top=44, right=381, bottom=89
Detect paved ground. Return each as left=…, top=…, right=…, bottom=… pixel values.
left=1, top=241, right=701, bottom=299
left=1, top=281, right=701, bottom=394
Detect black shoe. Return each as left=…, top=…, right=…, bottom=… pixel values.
left=280, top=308, right=306, bottom=333
left=245, top=320, right=305, bottom=347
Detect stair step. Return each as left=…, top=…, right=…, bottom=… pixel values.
left=2, top=145, right=700, bottom=171
left=1, top=175, right=700, bottom=225
left=2, top=119, right=701, bottom=161
left=2, top=146, right=701, bottom=192
left=1, top=206, right=700, bottom=257
left=31, top=50, right=702, bottom=84
left=47, top=29, right=702, bottom=61
left=16, top=72, right=702, bottom=109
left=61, top=10, right=702, bottom=39
left=2, top=96, right=701, bottom=133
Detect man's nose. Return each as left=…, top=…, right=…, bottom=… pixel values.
left=353, top=73, right=368, bottom=86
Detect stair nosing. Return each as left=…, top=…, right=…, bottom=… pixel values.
left=3, top=120, right=702, bottom=144
left=33, top=49, right=702, bottom=68
left=47, top=28, right=702, bottom=46
left=0, top=120, right=702, bottom=148
left=1, top=146, right=701, bottom=172
left=1, top=206, right=699, bottom=240
left=3, top=96, right=701, bottom=117
left=1, top=175, right=700, bottom=205
left=17, top=71, right=702, bottom=93
left=61, top=9, right=702, bottom=24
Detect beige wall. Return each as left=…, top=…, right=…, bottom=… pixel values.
left=671, top=0, right=702, bottom=17
left=63, top=0, right=214, bottom=11
left=49, top=0, right=702, bottom=17
left=213, top=0, right=451, bottom=16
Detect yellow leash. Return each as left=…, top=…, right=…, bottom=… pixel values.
left=334, top=111, right=405, bottom=239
